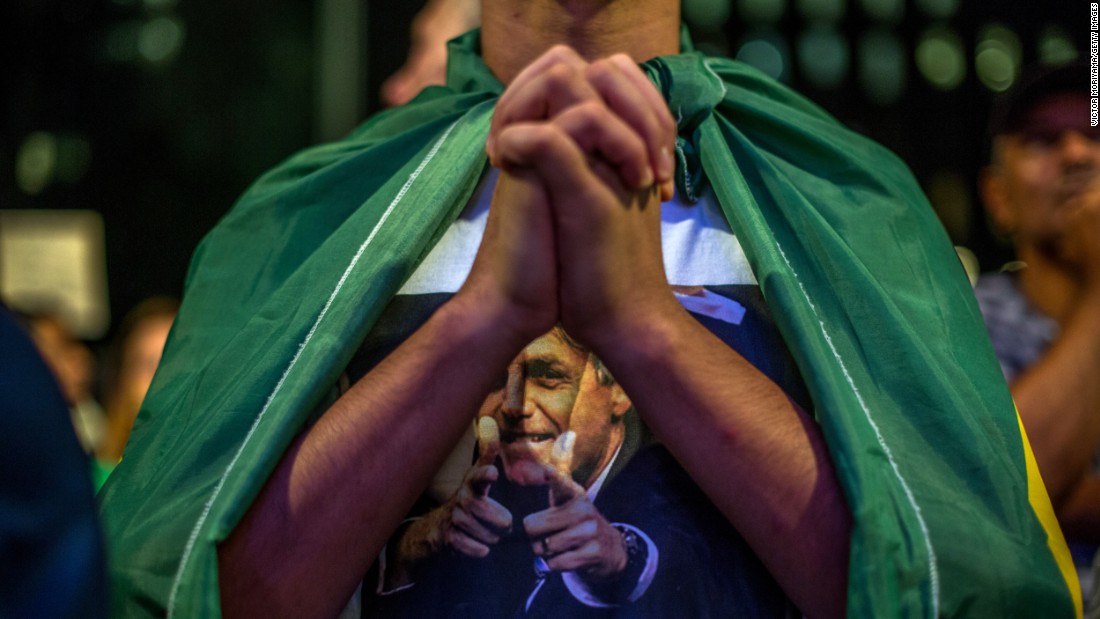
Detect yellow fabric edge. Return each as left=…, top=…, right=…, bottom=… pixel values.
left=1018, top=410, right=1083, bottom=617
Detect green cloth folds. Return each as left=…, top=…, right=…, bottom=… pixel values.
left=99, top=30, right=1077, bottom=618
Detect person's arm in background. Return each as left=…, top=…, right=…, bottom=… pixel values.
left=381, top=0, right=480, bottom=107
left=1010, top=187, right=1100, bottom=537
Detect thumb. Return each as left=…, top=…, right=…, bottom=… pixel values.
left=547, top=431, right=582, bottom=506
left=472, top=417, right=502, bottom=497
left=477, top=416, right=501, bottom=466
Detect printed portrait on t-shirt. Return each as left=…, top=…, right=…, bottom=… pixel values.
left=478, top=325, right=630, bottom=490
left=350, top=176, right=807, bottom=617
left=354, top=289, right=806, bottom=618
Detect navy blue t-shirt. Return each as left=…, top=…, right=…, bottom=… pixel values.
left=349, top=181, right=809, bottom=618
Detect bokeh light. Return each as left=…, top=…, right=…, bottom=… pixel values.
left=916, top=27, right=966, bottom=90
left=737, top=31, right=791, bottom=82
left=138, top=16, right=186, bottom=65
left=1038, top=25, right=1078, bottom=65
left=975, top=25, right=1021, bottom=93
left=16, top=132, right=59, bottom=195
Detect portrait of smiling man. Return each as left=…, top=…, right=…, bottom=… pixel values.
left=364, top=323, right=790, bottom=617
left=485, top=326, right=630, bottom=489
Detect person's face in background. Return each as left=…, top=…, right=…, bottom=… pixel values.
left=478, top=327, right=630, bottom=489
left=117, top=314, right=174, bottom=416
left=102, top=311, right=174, bottom=459
left=984, top=93, right=1100, bottom=261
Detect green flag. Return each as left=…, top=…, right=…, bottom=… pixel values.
left=99, top=30, right=1078, bottom=618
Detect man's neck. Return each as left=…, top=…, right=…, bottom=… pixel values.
left=480, top=0, right=682, bottom=85
left=1016, top=245, right=1080, bottom=325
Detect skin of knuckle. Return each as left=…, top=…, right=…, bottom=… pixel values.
left=580, top=541, right=601, bottom=560
left=469, top=500, right=490, bottom=521
left=544, top=62, right=577, bottom=91
left=456, top=486, right=473, bottom=503
left=455, top=536, right=479, bottom=556
left=542, top=126, right=574, bottom=158
left=575, top=500, right=596, bottom=517
left=588, top=57, right=614, bottom=74
left=578, top=519, right=598, bottom=538
left=546, top=44, right=577, bottom=63
left=486, top=500, right=505, bottom=519
left=584, top=62, right=615, bottom=90
left=608, top=53, right=633, bottom=66
left=571, top=101, right=607, bottom=128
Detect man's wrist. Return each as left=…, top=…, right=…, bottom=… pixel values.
left=583, top=292, right=693, bottom=370
left=442, top=289, right=544, bottom=352
left=608, top=524, right=648, bottom=584
left=562, top=523, right=659, bottom=607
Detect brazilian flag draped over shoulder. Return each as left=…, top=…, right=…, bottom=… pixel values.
left=98, top=29, right=1080, bottom=618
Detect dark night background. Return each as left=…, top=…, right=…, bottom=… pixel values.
left=0, top=0, right=1087, bottom=347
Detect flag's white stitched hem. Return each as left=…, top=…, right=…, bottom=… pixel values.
left=701, top=58, right=728, bottom=99
left=166, top=120, right=460, bottom=617
left=774, top=241, right=941, bottom=618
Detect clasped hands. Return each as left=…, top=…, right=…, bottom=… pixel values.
left=458, top=46, right=681, bottom=351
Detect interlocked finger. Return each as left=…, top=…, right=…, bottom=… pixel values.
left=552, top=102, right=652, bottom=189
left=488, top=46, right=597, bottom=161
left=586, top=55, right=677, bottom=190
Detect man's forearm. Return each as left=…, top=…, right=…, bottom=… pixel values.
left=217, top=295, right=530, bottom=618
left=588, top=300, right=851, bottom=619
left=1012, top=289, right=1100, bottom=503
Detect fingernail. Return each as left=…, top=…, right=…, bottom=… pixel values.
left=477, top=417, right=499, bottom=444
left=660, top=179, right=675, bottom=202
left=640, top=166, right=654, bottom=189
left=659, top=146, right=674, bottom=181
